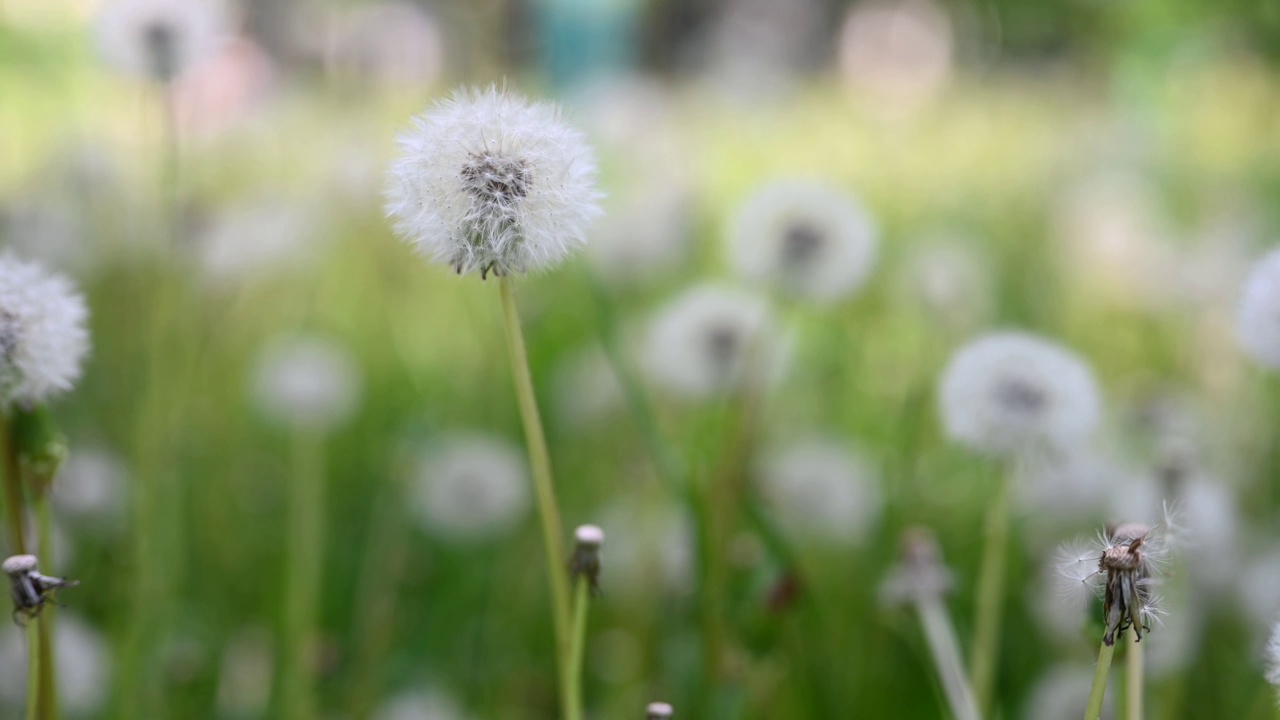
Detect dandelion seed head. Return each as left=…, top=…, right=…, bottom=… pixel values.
left=938, top=332, right=1100, bottom=456
left=408, top=434, right=530, bottom=542
left=643, top=284, right=788, bottom=399
left=0, top=254, right=90, bottom=407
left=552, top=344, right=626, bottom=429
left=94, top=0, right=225, bottom=82
left=251, top=336, right=363, bottom=432
left=374, top=689, right=473, bottom=720
left=575, top=524, right=604, bottom=549
left=1236, top=248, right=1280, bottom=370
left=586, top=186, right=690, bottom=285
left=726, top=180, right=877, bottom=303
left=0, top=614, right=109, bottom=713
left=755, top=437, right=881, bottom=546
left=385, top=86, right=602, bottom=277
left=1266, top=622, right=1280, bottom=690
left=53, top=446, right=128, bottom=523
left=195, top=202, right=320, bottom=289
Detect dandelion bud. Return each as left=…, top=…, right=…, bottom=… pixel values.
left=2, top=554, right=36, bottom=576
left=5, top=554, right=80, bottom=624
left=0, top=254, right=90, bottom=408
left=386, top=86, right=602, bottom=278
left=569, top=524, right=605, bottom=596
left=646, top=701, right=674, bottom=719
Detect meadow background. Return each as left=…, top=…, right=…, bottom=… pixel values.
left=2, top=0, right=1280, bottom=717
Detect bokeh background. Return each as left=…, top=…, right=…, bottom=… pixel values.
left=2, top=0, right=1280, bottom=717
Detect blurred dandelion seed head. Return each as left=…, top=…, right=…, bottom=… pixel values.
left=727, top=180, right=878, bottom=303
left=386, top=86, right=602, bottom=277
left=755, top=437, right=882, bottom=546
left=939, top=332, right=1100, bottom=456
left=409, top=434, right=530, bottom=541
left=94, top=0, right=225, bottom=82
left=0, top=614, right=109, bottom=713
left=1266, top=622, right=1280, bottom=693
left=374, top=689, right=473, bottom=720
left=0, top=254, right=90, bottom=407
left=644, top=284, right=788, bottom=399
left=880, top=526, right=953, bottom=606
left=251, top=336, right=363, bottom=432
left=1236, top=248, right=1280, bottom=370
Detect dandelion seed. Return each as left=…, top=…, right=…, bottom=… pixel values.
left=1053, top=522, right=1170, bottom=646
left=726, top=180, right=877, bottom=303
left=643, top=283, right=788, bottom=399
left=1236, top=248, right=1280, bottom=370
left=755, top=437, right=881, bottom=547
left=408, top=434, right=531, bottom=542
left=251, top=336, right=363, bottom=433
left=386, top=86, right=602, bottom=278
left=646, top=701, right=675, bottom=719
left=94, top=0, right=225, bottom=82
left=938, top=332, right=1100, bottom=457
left=0, top=254, right=90, bottom=408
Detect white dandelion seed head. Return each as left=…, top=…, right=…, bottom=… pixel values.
left=215, top=626, right=274, bottom=717
left=54, top=446, right=128, bottom=522
left=0, top=253, right=90, bottom=407
left=386, top=86, right=602, bottom=277
left=643, top=284, right=789, bottom=399
left=374, top=689, right=473, bottom=720
left=195, top=202, right=320, bottom=290
left=755, top=437, right=882, bottom=546
left=1236, top=248, right=1280, bottom=370
left=1236, top=549, right=1280, bottom=631
left=0, top=614, right=109, bottom=714
left=408, top=434, right=530, bottom=542
left=1013, top=446, right=1117, bottom=529
left=1022, top=665, right=1115, bottom=720
left=596, top=500, right=694, bottom=599
left=587, top=185, right=690, bottom=285
left=896, top=238, right=993, bottom=333
left=94, top=0, right=226, bottom=82
left=938, top=332, right=1101, bottom=456
left=251, top=336, right=363, bottom=432
left=1266, top=621, right=1280, bottom=690
left=726, top=180, right=877, bottom=303
left=552, top=343, right=626, bottom=429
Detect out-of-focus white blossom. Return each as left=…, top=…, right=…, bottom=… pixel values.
left=195, top=202, right=319, bottom=289
left=386, top=86, right=601, bottom=277
left=587, top=187, right=690, bottom=285
left=251, top=336, right=363, bottom=432
left=0, top=253, right=91, bottom=407
left=726, top=180, right=877, bottom=303
left=0, top=614, right=109, bottom=714
left=755, top=437, right=881, bottom=546
left=596, top=500, right=694, bottom=599
left=374, top=689, right=473, bottom=720
left=938, top=332, right=1100, bottom=457
left=1237, top=248, right=1280, bottom=370
left=94, top=0, right=226, bottom=82
left=552, top=344, right=626, bottom=429
left=896, top=238, right=993, bottom=333
left=408, top=434, right=530, bottom=541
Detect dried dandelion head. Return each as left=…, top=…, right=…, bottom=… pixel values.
left=1055, top=520, right=1171, bottom=646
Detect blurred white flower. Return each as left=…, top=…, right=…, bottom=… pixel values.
left=0, top=614, right=109, bottom=714
left=1267, top=621, right=1280, bottom=695
left=408, top=434, right=530, bottom=541
left=1236, top=248, right=1280, bottom=370
left=94, top=0, right=226, bottom=82
left=251, top=336, right=363, bottom=433
left=938, top=332, right=1100, bottom=457
left=215, top=626, right=273, bottom=718
left=754, top=437, right=881, bottom=546
left=331, top=2, right=446, bottom=90
left=386, top=86, right=602, bottom=277
left=552, top=344, right=626, bottom=429
left=54, top=446, right=127, bottom=522
left=1022, top=665, right=1114, bottom=720
left=837, top=0, right=954, bottom=112
left=374, top=689, right=472, bottom=720
left=1235, top=548, right=1280, bottom=631
left=587, top=187, right=690, bottom=285
left=195, top=201, right=319, bottom=289
left=643, top=284, right=788, bottom=399
left=726, top=180, right=878, bottom=303
left=596, top=499, right=694, bottom=598
left=0, top=253, right=90, bottom=407
left=896, top=238, right=993, bottom=333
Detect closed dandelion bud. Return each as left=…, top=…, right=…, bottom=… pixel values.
left=569, top=524, right=605, bottom=596
left=94, top=0, right=226, bottom=82
left=0, top=254, right=90, bottom=408
left=646, top=701, right=674, bottom=719
left=386, top=86, right=602, bottom=278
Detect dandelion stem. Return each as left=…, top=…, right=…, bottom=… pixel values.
left=280, top=428, right=325, bottom=720
left=566, top=576, right=591, bottom=720
left=0, top=412, right=26, bottom=555
left=1084, top=638, right=1117, bottom=720
left=917, top=596, right=981, bottom=720
left=969, top=469, right=1011, bottom=715
left=24, top=620, right=39, bottom=720
left=1125, top=634, right=1143, bottom=720
left=498, top=277, right=572, bottom=710
left=33, top=494, right=57, bottom=720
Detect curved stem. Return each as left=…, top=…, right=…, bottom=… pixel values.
left=566, top=577, right=591, bottom=720
left=969, top=470, right=1011, bottom=714
left=498, top=278, right=572, bottom=707
left=1125, top=635, right=1143, bottom=720
left=1084, top=638, right=1117, bottom=720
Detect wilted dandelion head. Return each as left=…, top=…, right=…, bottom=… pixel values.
left=386, top=86, right=602, bottom=278
left=1054, top=521, right=1170, bottom=646
left=250, top=336, right=363, bottom=432
left=880, top=526, right=953, bottom=606
left=726, top=180, right=877, bottom=303
left=94, top=0, right=225, bottom=82
left=408, top=434, right=530, bottom=542
left=0, top=614, right=109, bottom=714
left=755, top=437, right=881, bottom=546
left=1236, top=248, right=1280, bottom=370
left=938, top=332, right=1100, bottom=456
left=0, top=254, right=90, bottom=408
left=643, top=284, right=788, bottom=399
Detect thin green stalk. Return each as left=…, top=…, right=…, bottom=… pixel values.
left=917, top=597, right=980, bottom=720
left=969, top=470, right=1012, bottom=715
left=1, top=412, right=26, bottom=555
left=1125, top=635, right=1143, bottom=720
left=280, top=429, right=325, bottom=720
left=566, top=576, right=591, bottom=720
left=497, top=278, right=572, bottom=703
left=24, top=621, right=39, bottom=720
left=33, top=495, right=56, bottom=720
left=1084, top=638, right=1117, bottom=720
